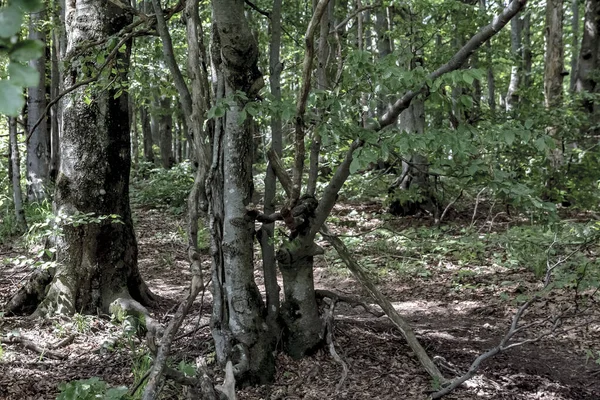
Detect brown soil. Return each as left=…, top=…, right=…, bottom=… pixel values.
left=0, top=204, right=599, bottom=400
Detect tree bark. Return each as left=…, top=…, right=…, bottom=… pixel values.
left=570, top=0, right=580, bottom=92
left=33, top=0, right=153, bottom=316
left=158, top=96, right=173, bottom=169
left=27, top=10, right=50, bottom=202
left=506, top=15, right=522, bottom=112
left=140, top=106, right=154, bottom=164
left=9, top=117, right=27, bottom=232
left=544, top=0, right=565, bottom=108
left=260, top=0, right=283, bottom=332
left=210, top=0, right=274, bottom=384
left=575, top=0, right=600, bottom=121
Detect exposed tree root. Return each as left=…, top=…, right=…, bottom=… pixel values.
left=322, top=299, right=348, bottom=393
left=5, top=267, right=55, bottom=316
left=0, top=334, right=67, bottom=360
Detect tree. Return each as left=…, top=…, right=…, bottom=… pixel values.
left=576, top=0, right=600, bottom=121
left=8, top=0, right=154, bottom=316
left=26, top=9, right=50, bottom=202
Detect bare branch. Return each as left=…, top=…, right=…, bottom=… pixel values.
left=291, top=0, right=332, bottom=203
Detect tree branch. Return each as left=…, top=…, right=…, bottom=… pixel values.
left=291, top=0, right=332, bottom=203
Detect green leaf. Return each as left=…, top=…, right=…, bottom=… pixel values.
left=349, top=157, right=361, bottom=174
left=460, top=95, right=473, bottom=108
left=9, top=39, right=44, bottom=62
left=0, top=80, right=25, bottom=116
left=504, top=130, right=515, bottom=145
left=463, top=71, right=474, bottom=85
left=524, top=118, right=534, bottom=129
left=8, top=62, right=40, bottom=87
left=534, top=137, right=547, bottom=152
left=0, top=6, right=23, bottom=38
left=13, top=0, right=44, bottom=12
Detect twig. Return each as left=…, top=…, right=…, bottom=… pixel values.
left=50, top=333, right=76, bottom=349
left=323, top=300, right=349, bottom=393
left=470, top=187, right=486, bottom=228
left=437, top=189, right=463, bottom=226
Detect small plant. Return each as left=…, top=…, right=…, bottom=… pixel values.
left=130, top=161, right=194, bottom=214
left=57, top=377, right=128, bottom=400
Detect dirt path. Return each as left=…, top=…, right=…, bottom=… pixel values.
left=0, top=205, right=599, bottom=399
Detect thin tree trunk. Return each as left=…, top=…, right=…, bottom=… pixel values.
left=480, top=0, right=496, bottom=113
left=9, top=117, right=27, bottom=232
left=50, top=29, right=61, bottom=183
left=260, top=0, right=283, bottom=332
left=522, top=12, right=532, bottom=88
left=158, top=97, right=173, bottom=169
left=544, top=0, right=565, bottom=108
left=570, top=0, right=579, bottom=92
left=140, top=106, right=154, bottom=164
left=27, top=10, right=50, bottom=202
left=506, top=16, right=522, bottom=112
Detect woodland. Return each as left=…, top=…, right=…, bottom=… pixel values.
left=0, top=0, right=600, bottom=398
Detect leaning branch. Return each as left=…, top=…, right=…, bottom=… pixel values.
left=142, top=277, right=204, bottom=400
left=321, top=225, right=446, bottom=383
left=291, top=0, right=332, bottom=203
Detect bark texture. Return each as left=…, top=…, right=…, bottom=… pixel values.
left=35, top=0, right=153, bottom=316
left=576, top=0, right=600, bottom=120
left=210, top=0, right=274, bottom=385
left=544, top=0, right=565, bottom=108
left=27, top=10, right=50, bottom=202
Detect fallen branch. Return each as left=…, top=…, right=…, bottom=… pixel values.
left=142, top=275, right=204, bottom=400
left=320, top=225, right=446, bottom=383
left=316, top=289, right=384, bottom=317
left=323, top=299, right=349, bottom=393
left=0, top=335, right=67, bottom=360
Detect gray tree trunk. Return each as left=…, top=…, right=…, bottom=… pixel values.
left=575, top=0, right=600, bottom=121
left=522, top=12, right=532, bottom=89
left=140, top=106, right=154, bottom=164
left=544, top=0, right=565, bottom=108
left=505, top=16, right=522, bottom=112
left=9, top=117, right=27, bottom=232
left=34, top=0, right=154, bottom=316
left=260, top=0, right=283, bottom=332
left=210, top=0, right=275, bottom=384
left=570, top=0, right=580, bottom=92
left=158, top=97, right=173, bottom=169
left=27, top=10, right=50, bottom=202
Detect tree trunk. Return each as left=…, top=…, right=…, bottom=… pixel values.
left=544, top=0, right=565, bottom=108
left=50, top=28, right=61, bottom=183
left=522, top=12, right=532, bottom=89
left=570, top=0, right=580, bottom=92
left=140, top=106, right=154, bottom=164
left=27, top=10, right=50, bottom=202
left=505, top=16, right=522, bottom=112
left=575, top=0, right=600, bottom=121
left=9, top=117, right=27, bottom=232
left=33, top=0, right=153, bottom=316
left=260, top=0, right=283, bottom=333
left=210, top=0, right=275, bottom=385
left=158, top=97, right=173, bottom=169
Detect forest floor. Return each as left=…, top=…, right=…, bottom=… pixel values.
left=0, top=201, right=599, bottom=400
